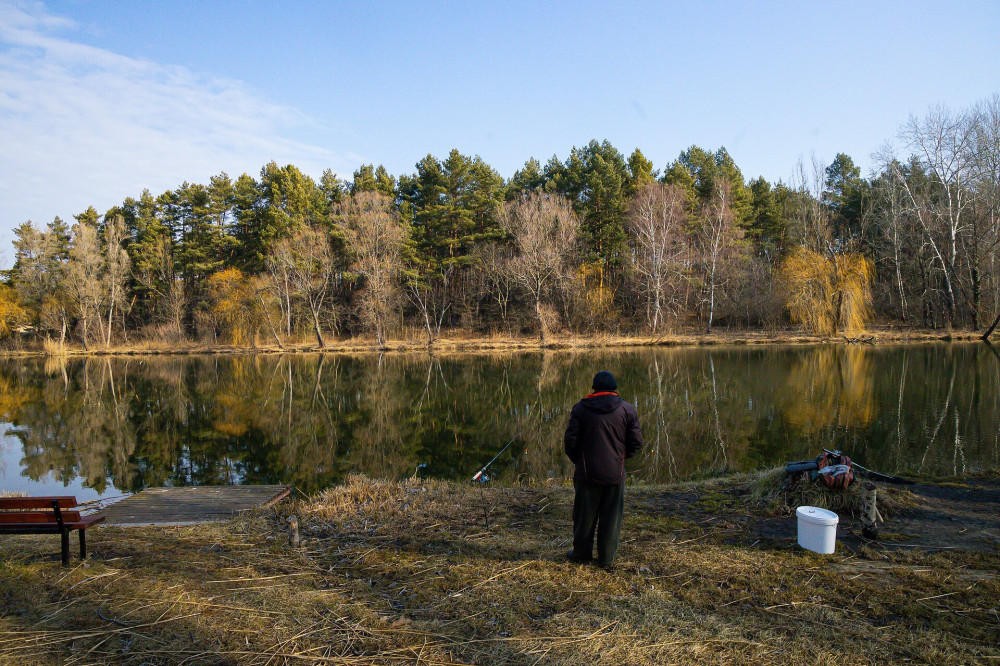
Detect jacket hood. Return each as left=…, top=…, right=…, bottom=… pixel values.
left=581, top=394, right=623, bottom=414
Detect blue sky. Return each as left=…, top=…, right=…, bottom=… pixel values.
left=1, top=0, right=998, bottom=263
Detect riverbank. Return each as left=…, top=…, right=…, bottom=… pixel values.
left=2, top=473, right=998, bottom=665
left=0, top=327, right=987, bottom=358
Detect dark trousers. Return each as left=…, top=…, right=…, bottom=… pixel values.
left=571, top=480, right=625, bottom=566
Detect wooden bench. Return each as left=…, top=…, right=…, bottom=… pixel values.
left=0, top=497, right=105, bottom=566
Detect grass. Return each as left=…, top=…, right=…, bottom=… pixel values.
left=1, top=474, right=997, bottom=665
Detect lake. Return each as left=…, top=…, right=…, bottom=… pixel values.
left=1, top=343, right=997, bottom=501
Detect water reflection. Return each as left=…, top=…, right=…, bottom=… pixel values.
left=0, top=344, right=997, bottom=495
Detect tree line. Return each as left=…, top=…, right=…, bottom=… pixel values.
left=3, top=96, right=999, bottom=349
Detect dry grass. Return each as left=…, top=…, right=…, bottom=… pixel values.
left=1, top=475, right=997, bottom=665
left=39, top=338, right=66, bottom=357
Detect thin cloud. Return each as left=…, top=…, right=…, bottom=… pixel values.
left=0, top=0, right=350, bottom=250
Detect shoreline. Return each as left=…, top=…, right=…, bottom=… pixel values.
left=0, top=327, right=987, bottom=358
left=2, top=472, right=998, bottom=664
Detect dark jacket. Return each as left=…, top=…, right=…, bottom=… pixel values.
left=564, top=393, right=643, bottom=485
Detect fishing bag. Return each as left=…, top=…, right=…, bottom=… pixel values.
left=813, top=451, right=854, bottom=489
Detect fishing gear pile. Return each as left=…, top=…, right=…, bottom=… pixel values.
left=784, top=449, right=914, bottom=488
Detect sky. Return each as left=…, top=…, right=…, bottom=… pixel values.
left=1, top=0, right=999, bottom=264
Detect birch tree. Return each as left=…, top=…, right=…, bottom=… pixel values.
left=697, top=179, right=747, bottom=333
left=626, top=182, right=686, bottom=331
left=891, top=106, right=977, bottom=327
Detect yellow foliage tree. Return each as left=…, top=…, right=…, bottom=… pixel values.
left=0, top=285, right=25, bottom=338
left=778, top=247, right=874, bottom=335
left=577, top=261, right=615, bottom=320
left=206, top=268, right=258, bottom=345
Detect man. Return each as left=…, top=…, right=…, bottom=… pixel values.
left=563, top=370, right=643, bottom=569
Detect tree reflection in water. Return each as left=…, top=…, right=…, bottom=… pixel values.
left=1, top=343, right=997, bottom=495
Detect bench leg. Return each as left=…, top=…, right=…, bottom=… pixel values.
left=60, top=529, right=69, bottom=567
left=79, top=529, right=87, bottom=560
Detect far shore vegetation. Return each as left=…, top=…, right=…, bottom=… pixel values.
left=4, top=96, right=1000, bottom=355
left=0, top=326, right=986, bottom=358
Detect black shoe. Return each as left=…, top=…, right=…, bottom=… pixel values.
left=597, top=561, right=615, bottom=571
left=566, top=550, right=592, bottom=563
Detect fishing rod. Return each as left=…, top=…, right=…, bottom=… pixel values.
left=822, top=449, right=915, bottom=485
left=471, top=432, right=521, bottom=483
left=470, top=431, right=523, bottom=531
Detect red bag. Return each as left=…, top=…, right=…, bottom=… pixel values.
left=815, top=452, right=854, bottom=489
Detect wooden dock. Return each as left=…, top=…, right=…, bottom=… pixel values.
left=100, top=485, right=290, bottom=527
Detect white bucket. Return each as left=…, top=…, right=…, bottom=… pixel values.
left=796, top=506, right=839, bottom=554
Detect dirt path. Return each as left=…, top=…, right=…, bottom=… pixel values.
left=638, top=477, right=1000, bottom=554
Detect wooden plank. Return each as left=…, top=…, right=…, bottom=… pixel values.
left=101, top=485, right=290, bottom=527
left=0, top=498, right=77, bottom=510
left=0, top=511, right=81, bottom=524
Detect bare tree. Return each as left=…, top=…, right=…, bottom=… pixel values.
left=792, top=157, right=833, bottom=253
left=890, top=105, right=977, bottom=327
left=65, top=223, right=104, bottom=349
left=969, top=95, right=1000, bottom=336
left=499, top=192, right=579, bottom=343
left=103, top=215, right=131, bottom=347
left=477, top=242, right=516, bottom=334
left=335, top=192, right=406, bottom=348
left=272, top=226, right=337, bottom=348
left=626, top=182, right=687, bottom=331
left=265, top=240, right=296, bottom=338
left=405, top=264, right=453, bottom=347
left=871, top=160, right=913, bottom=321
left=253, top=276, right=286, bottom=349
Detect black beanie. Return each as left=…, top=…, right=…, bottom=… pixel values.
left=592, top=371, right=617, bottom=392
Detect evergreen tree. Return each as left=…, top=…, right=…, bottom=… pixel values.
left=231, top=173, right=266, bottom=271
left=320, top=169, right=347, bottom=211
left=117, top=190, right=172, bottom=326
left=626, top=148, right=658, bottom=197
left=351, top=164, right=397, bottom=198
left=507, top=158, right=547, bottom=199
left=401, top=150, right=504, bottom=267
left=747, top=177, right=788, bottom=256
left=545, top=140, right=630, bottom=269
left=822, top=153, right=867, bottom=246
left=664, top=146, right=751, bottom=225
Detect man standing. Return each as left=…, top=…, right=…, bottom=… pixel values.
left=564, top=371, right=643, bottom=569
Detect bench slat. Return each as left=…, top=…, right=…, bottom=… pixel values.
left=71, top=516, right=105, bottom=527
left=0, top=511, right=82, bottom=524
left=0, top=497, right=77, bottom=510
left=0, top=517, right=102, bottom=532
